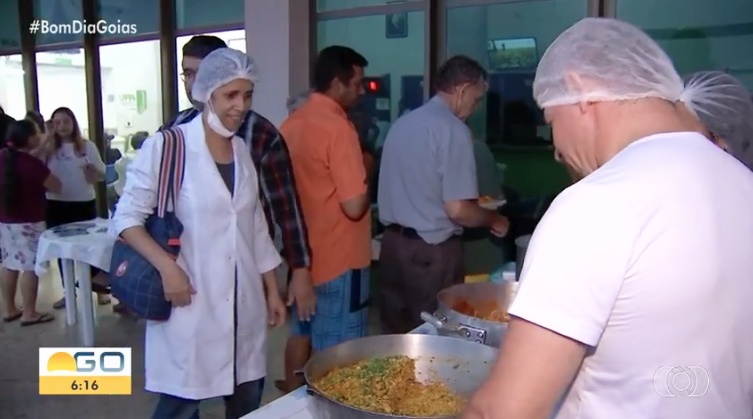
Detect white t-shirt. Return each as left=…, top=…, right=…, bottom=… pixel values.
left=46, top=141, right=106, bottom=202
left=510, top=132, right=753, bottom=419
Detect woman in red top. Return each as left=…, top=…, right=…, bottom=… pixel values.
left=0, top=119, right=62, bottom=326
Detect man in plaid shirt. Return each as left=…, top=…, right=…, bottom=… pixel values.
left=159, top=36, right=316, bottom=320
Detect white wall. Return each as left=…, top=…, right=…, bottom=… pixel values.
left=245, top=0, right=291, bottom=127
left=0, top=56, right=26, bottom=119
left=99, top=40, right=163, bottom=134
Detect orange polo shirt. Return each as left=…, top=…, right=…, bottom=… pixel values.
left=280, top=93, right=371, bottom=285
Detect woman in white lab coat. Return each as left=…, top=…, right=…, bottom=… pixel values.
left=111, top=48, right=286, bottom=419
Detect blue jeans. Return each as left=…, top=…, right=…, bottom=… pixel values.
left=151, top=378, right=265, bottom=419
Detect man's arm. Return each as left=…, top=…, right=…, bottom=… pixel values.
left=253, top=118, right=311, bottom=270
left=439, top=125, right=498, bottom=228
left=463, top=187, right=629, bottom=419
left=463, top=319, right=586, bottom=419
left=331, top=127, right=370, bottom=221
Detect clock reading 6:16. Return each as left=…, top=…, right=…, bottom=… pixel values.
left=71, top=380, right=98, bottom=390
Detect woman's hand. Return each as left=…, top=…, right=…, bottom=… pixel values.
left=83, top=163, right=100, bottom=183
left=267, top=291, right=287, bottom=328
left=159, top=261, right=195, bottom=307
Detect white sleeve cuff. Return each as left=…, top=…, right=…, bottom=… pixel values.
left=509, top=300, right=603, bottom=346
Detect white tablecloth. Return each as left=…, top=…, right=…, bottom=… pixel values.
left=240, top=323, right=437, bottom=419
left=35, top=218, right=115, bottom=277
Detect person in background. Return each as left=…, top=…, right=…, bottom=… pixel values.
left=377, top=55, right=510, bottom=334
left=286, top=90, right=377, bottom=184
left=0, top=120, right=62, bottom=326
left=276, top=90, right=314, bottom=393
left=462, top=123, right=505, bottom=276
left=347, top=103, right=378, bottom=196
left=464, top=18, right=753, bottom=419
left=107, top=133, right=149, bottom=261
left=161, top=35, right=315, bottom=334
left=44, top=107, right=110, bottom=308
left=25, top=111, right=45, bottom=134
left=113, top=132, right=148, bottom=199
left=280, top=46, right=372, bottom=358
left=113, top=48, right=286, bottom=419
left=681, top=71, right=753, bottom=170
left=103, top=133, right=122, bottom=165
left=0, top=110, right=15, bottom=152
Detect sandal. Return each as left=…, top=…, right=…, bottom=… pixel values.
left=20, top=312, right=55, bottom=327
left=53, top=297, right=66, bottom=309
left=3, top=312, right=22, bottom=322
left=92, top=283, right=111, bottom=295
left=113, top=302, right=128, bottom=314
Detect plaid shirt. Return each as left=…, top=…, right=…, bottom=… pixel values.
left=161, top=108, right=311, bottom=269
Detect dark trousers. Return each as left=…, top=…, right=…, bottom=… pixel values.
left=378, top=227, right=464, bottom=334
left=45, top=199, right=101, bottom=282
left=151, top=378, right=265, bottom=419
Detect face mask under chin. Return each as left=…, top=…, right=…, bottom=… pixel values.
left=206, top=101, right=236, bottom=138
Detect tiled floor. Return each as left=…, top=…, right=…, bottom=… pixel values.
left=0, top=266, right=381, bottom=419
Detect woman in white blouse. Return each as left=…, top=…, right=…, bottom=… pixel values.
left=44, top=107, right=109, bottom=307
left=111, top=48, right=286, bottom=419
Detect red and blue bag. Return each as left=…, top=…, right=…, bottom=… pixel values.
left=109, top=127, right=185, bottom=321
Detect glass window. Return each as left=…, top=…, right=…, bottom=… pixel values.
left=175, top=0, right=244, bottom=30
left=0, top=1, right=21, bottom=52
left=317, top=12, right=425, bottom=149
left=97, top=0, right=158, bottom=39
left=34, top=0, right=85, bottom=46
left=175, top=30, right=246, bottom=111
left=100, top=40, right=163, bottom=156
left=0, top=55, right=27, bottom=119
left=36, top=49, right=88, bottom=134
left=446, top=0, right=587, bottom=197
left=617, top=0, right=753, bottom=91
left=317, top=0, right=420, bottom=12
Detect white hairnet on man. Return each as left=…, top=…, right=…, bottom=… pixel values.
left=192, top=47, right=260, bottom=137
left=681, top=71, right=753, bottom=170
left=464, top=17, right=753, bottom=419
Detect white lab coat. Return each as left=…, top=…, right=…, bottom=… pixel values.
left=111, top=116, right=281, bottom=400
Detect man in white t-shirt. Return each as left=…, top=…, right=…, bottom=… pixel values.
left=463, top=18, right=753, bottom=419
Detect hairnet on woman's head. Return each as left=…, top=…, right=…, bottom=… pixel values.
left=191, top=48, right=260, bottom=103
left=681, top=71, right=753, bottom=170
left=533, top=18, right=684, bottom=108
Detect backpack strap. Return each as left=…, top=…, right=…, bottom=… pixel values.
left=156, top=128, right=186, bottom=218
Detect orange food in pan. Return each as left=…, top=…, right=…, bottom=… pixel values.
left=451, top=299, right=509, bottom=323
left=478, top=196, right=496, bottom=203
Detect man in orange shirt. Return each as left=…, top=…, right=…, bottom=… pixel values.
left=280, top=46, right=372, bottom=354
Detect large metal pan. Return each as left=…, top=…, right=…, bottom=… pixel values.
left=302, top=334, right=498, bottom=419
left=421, top=282, right=512, bottom=347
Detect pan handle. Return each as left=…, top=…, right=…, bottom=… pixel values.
left=420, top=311, right=462, bottom=335
left=295, top=370, right=321, bottom=397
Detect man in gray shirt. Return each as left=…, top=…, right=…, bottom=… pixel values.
left=377, top=55, right=509, bottom=333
